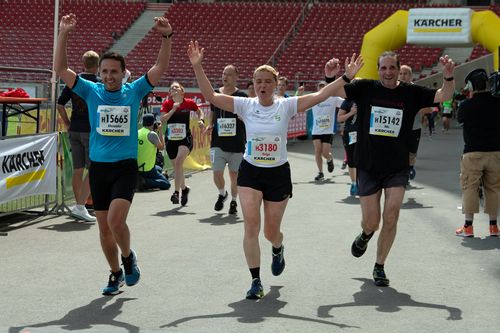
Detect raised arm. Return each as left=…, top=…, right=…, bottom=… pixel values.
left=147, top=16, right=173, bottom=86
left=54, top=14, right=78, bottom=88
left=434, top=55, right=455, bottom=103
left=188, top=41, right=235, bottom=112
left=297, top=54, right=363, bottom=112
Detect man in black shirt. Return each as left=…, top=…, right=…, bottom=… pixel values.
left=57, top=50, right=99, bottom=222
left=208, top=65, right=247, bottom=214
left=325, top=51, right=455, bottom=286
left=456, top=68, right=500, bottom=238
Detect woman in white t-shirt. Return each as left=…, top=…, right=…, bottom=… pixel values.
left=188, top=40, right=363, bottom=299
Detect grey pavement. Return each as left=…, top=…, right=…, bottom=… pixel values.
left=1, top=121, right=499, bottom=333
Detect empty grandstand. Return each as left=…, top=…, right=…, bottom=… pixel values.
left=0, top=0, right=498, bottom=87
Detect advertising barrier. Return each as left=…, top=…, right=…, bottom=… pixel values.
left=0, top=132, right=58, bottom=204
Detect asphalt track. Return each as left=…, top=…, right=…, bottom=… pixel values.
left=1, top=121, right=499, bottom=333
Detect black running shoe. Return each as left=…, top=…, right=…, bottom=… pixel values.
left=327, top=160, right=334, bottom=173
left=341, top=161, right=347, bottom=170
left=351, top=233, right=370, bottom=258
left=170, top=191, right=179, bottom=204
left=228, top=200, right=238, bottom=215
left=314, top=172, right=324, bottom=181
left=181, top=186, right=190, bottom=206
left=271, top=245, right=285, bottom=276
left=214, top=191, right=228, bottom=211
left=373, top=266, right=390, bottom=287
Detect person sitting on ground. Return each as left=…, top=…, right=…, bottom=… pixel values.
left=137, top=114, right=171, bottom=191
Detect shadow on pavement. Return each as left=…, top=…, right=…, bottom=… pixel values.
left=38, top=219, right=94, bottom=232
left=336, top=195, right=360, bottom=205
left=0, top=212, right=60, bottom=235
left=317, top=278, right=462, bottom=321
left=9, top=297, right=139, bottom=333
left=459, top=236, right=500, bottom=251
left=161, top=286, right=357, bottom=329
left=154, top=206, right=197, bottom=218
left=198, top=213, right=243, bottom=226
left=401, top=197, right=434, bottom=210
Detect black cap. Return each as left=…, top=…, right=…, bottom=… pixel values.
left=464, top=68, right=488, bottom=91
left=142, top=114, right=155, bottom=127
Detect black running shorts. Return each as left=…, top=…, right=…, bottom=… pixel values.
left=237, top=160, right=293, bottom=202
left=312, top=134, right=334, bottom=144
left=357, top=168, right=408, bottom=197
left=165, top=135, right=193, bottom=160
left=89, top=159, right=137, bottom=210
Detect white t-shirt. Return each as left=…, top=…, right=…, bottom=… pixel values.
left=233, top=96, right=298, bottom=167
left=311, top=96, right=344, bottom=135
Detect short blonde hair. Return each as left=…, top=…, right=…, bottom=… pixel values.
left=82, top=50, right=99, bottom=69
left=253, top=65, right=279, bottom=82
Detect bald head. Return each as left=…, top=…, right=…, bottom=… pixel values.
left=399, top=65, right=413, bottom=83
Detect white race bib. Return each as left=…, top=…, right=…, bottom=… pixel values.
left=315, top=115, right=332, bottom=129
left=348, top=131, right=357, bottom=145
left=369, top=106, right=403, bottom=137
left=217, top=118, right=237, bottom=136
left=167, top=123, right=186, bottom=140
left=97, top=105, right=131, bottom=137
left=247, top=135, right=282, bottom=166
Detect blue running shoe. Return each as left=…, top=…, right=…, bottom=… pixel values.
left=271, top=245, right=285, bottom=276
left=102, top=269, right=125, bottom=295
left=122, top=249, right=141, bottom=286
left=373, top=266, right=390, bottom=287
left=350, top=183, right=358, bottom=196
left=246, top=278, right=264, bottom=299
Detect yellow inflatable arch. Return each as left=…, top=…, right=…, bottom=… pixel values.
left=357, top=9, right=500, bottom=79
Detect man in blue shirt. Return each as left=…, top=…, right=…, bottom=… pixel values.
left=55, top=13, right=173, bottom=295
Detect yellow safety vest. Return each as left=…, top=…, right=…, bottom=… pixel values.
left=137, top=127, right=156, bottom=172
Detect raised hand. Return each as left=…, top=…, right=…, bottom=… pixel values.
left=59, top=13, right=77, bottom=33
left=153, top=16, right=172, bottom=37
left=187, top=40, right=204, bottom=66
left=439, top=55, right=455, bottom=79
left=324, top=58, right=340, bottom=78
left=344, top=53, right=364, bottom=80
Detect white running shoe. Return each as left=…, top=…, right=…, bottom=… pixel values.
left=70, top=206, right=96, bottom=222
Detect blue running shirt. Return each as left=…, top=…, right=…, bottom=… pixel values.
left=72, top=75, right=153, bottom=162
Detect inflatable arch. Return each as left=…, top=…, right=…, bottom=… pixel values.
left=357, top=9, right=500, bottom=79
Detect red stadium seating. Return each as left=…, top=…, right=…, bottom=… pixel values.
left=0, top=0, right=146, bottom=80
left=276, top=2, right=443, bottom=88
left=125, top=2, right=303, bottom=87
left=4, top=0, right=491, bottom=87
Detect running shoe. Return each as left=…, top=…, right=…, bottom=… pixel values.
left=271, top=245, right=285, bottom=276
left=327, top=160, right=334, bottom=173
left=373, top=266, right=390, bottom=287
left=181, top=186, right=190, bottom=206
left=489, top=225, right=499, bottom=237
left=341, top=161, right=347, bottom=170
left=314, top=172, right=324, bottom=181
left=102, top=269, right=125, bottom=295
left=350, top=183, right=358, bottom=196
left=214, top=191, right=228, bottom=211
left=70, top=206, right=96, bottom=223
left=170, top=191, right=179, bottom=204
left=228, top=200, right=238, bottom=215
left=246, top=278, right=264, bottom=300
left=122, top=249, right=141, bottom=286
left=409, top=166, right=416, bottom=180
left=455, top=225, right=474, bottom=237
left=351, top=233, right=370, bottom=257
